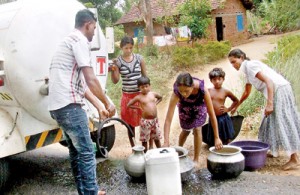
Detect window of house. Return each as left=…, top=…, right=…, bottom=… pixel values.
left=236, top=14, right=244, bottom=32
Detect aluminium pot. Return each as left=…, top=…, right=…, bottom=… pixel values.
left=124, top=145, right=145, bottom=178
left=172, top=146, right=194, bottom=181
left=207, top=145, right=245, bottom=179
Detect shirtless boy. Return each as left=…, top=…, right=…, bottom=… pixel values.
left=208, top=68, right=239, bottom=144
left=127, top=76, right=162, bottom=152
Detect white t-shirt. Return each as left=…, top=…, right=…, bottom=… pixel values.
left=240, top=60, right=289, bottom=98
left=48, top=29, right=91, bottom=111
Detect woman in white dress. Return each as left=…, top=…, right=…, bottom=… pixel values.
left=228, top=48, right=300, bottom=171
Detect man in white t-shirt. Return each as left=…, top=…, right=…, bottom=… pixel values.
left=49, top=9, right=114, bottom=195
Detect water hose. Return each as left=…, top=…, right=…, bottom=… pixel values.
left=96, top=117, right=134, bottom=158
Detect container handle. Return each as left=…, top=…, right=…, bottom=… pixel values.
left=160, top=149, right=169, bottom=153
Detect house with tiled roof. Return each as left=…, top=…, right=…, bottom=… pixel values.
left=115, top=0, right=253, bottom=45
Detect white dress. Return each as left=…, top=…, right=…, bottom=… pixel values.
left=241, top=60, right=300, bottom=157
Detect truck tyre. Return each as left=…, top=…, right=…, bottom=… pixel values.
left=59, top=140, right=68, bottom=147
left=60, top=125, right=116, bottom=155
left=0, top=159, right=9, bottom=191
left=92, top=125, right=116, bottom=158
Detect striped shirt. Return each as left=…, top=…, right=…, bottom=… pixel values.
left=48, top=29, right=91, bottom=111
left=116, top=54, right=143, bottom=93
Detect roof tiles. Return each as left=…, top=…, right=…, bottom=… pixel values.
left=115, top=0, right=246, bottom=25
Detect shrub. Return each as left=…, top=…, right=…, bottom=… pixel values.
left=201, top=41, right=231, bottom=62
left=170, top=41, right=231, bottom=69
left=140, top=44, right=159, bottom=57
left=266, top=35, right=300, bottom=64
left=170, top=46, right=198, bottom=69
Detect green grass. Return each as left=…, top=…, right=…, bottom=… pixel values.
left=269, top=51, right=300, bottom=110
left=238, top=33, right=300, bottom=116
left=266, top=34, right=300, bottom=111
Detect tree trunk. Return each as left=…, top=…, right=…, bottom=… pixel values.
left=138, top=0, right=153, bottom=45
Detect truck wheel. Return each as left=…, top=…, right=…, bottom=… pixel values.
left=92, top=125, right=116, bottom=158
left=59, top=140, right=68, bottom=147
left=0, top=159, right=9, bottom=191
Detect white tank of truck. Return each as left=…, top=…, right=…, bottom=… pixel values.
left=0, top=0, right=117, bottom=190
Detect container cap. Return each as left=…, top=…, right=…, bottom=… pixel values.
left=145, top=147, right=179, bottom=165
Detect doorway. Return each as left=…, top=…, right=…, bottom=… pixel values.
left=216, top=17, right=223, bottom=41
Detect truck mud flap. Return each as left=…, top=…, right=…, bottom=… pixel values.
left=25, top=128, right=63, bottom=151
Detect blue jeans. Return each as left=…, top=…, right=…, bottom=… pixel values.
left=50, top=104, right=98, bottom=195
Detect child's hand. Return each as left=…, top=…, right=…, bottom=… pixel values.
left=109, top=59, right=118, bottom=72
left=111, top=65, right=117, bottom=71
left=219, top=105, right=228, bottom=114
left=214, top=138, right=223, bottom=150
left=230, top=107, right=237, bottom=115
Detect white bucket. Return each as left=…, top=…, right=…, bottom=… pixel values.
left=145, top=147, right=182, bottom=195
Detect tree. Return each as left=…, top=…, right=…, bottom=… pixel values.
left=79, top=0, right=122, bottom=28
left=155, top=0, right=178, bottom=28
left=178, top=0, right=212, bottom=41
left=121, top=0, right=135, bottom=13
left=138, top=0, right=153, bottom=45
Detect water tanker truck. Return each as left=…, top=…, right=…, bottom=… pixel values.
left=0, top=0, right=117, bottom=190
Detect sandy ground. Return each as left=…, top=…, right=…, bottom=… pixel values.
left=108, top=32, right=300, bottom=177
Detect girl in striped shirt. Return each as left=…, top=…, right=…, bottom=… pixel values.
left=110, top=36, right=148, bottom=148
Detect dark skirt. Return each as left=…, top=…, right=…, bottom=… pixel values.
left=206, top=113, right=235, bottom=145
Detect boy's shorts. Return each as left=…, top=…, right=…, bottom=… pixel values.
left=139, top=118, right=162, bottom=142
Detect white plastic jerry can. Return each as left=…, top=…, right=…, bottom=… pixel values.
left=145, top=147, right=182, bottom=195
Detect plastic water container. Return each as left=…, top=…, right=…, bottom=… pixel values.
left=145, top=147, right=182, bottom=195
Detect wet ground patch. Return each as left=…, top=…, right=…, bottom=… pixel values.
left=3, top=150, right=300, bottom=194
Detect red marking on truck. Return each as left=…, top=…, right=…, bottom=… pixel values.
left=96, top=56, right=106, bottom=76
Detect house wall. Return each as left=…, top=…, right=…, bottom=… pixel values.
left=209, top=0, right=249, bottom=45
left=123, top=22, right=142, bottom=37
left=121, top=0, right=249, bottom=46
left=123, top=22, right=168, bottom=37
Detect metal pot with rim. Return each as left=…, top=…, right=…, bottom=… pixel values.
left=172, top=146, right=194, bottom=181
left=207, top=145, right=245, bottom=179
